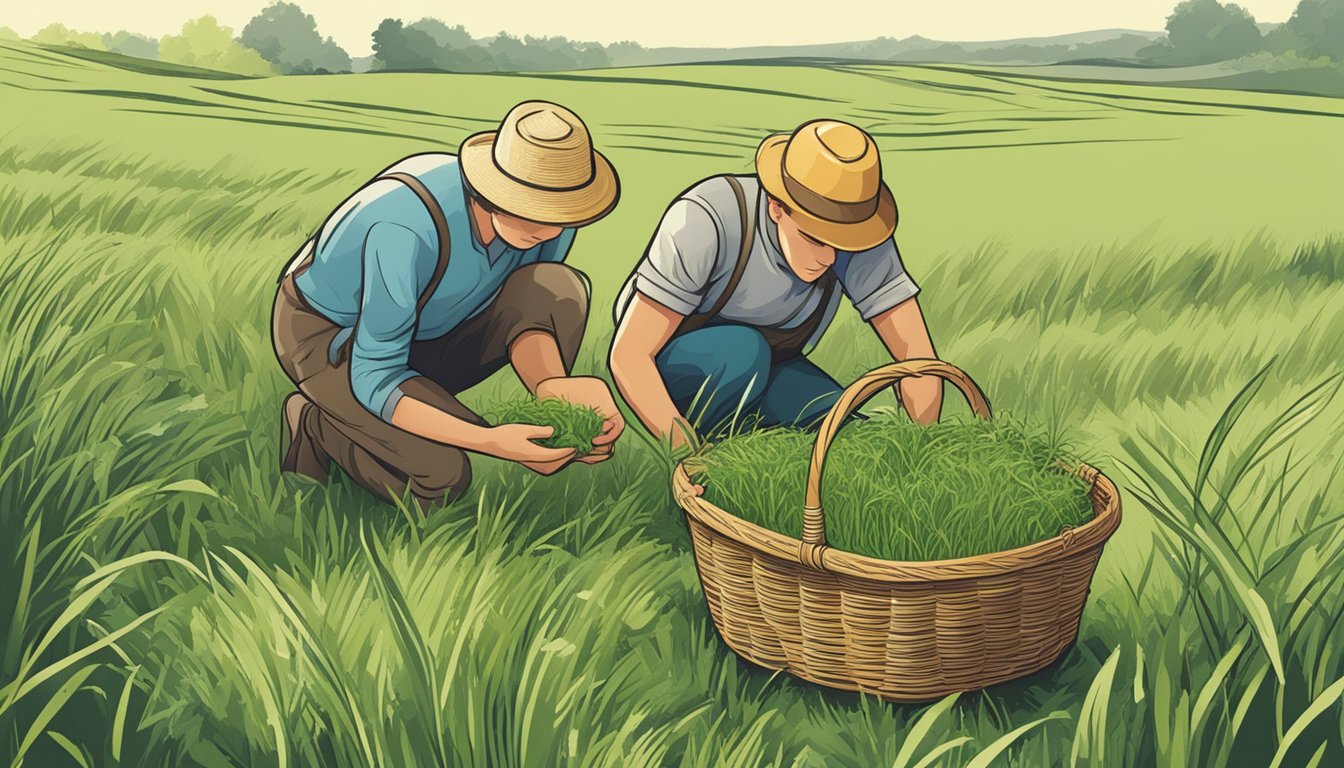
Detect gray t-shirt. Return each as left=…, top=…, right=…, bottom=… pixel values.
left=614, top=175, right=920, bottom=351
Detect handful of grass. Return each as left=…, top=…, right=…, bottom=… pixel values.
left=488, top=397, right=606, bottom=456
left=695, top=413, right=1093, bottom=562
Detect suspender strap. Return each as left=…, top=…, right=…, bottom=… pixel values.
left=677, top=175, right=754, bottom=336
left=379, top=171, right=452, bottom=314
left=279, top=171, right=452, bottom=317
left=702, top=175, right=754, bottom=322
left=675, top=174, right=834, bottom=359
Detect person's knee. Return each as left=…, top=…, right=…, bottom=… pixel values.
left=660, top=326, right=771, bottom=416
left=509, top=262, right=590, bottom=324
left=711, top=327, right=771, bottom=393
left=406, top=449, right=472, bottom=506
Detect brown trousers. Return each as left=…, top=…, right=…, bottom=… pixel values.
left=272, top=262, right=590, bottom=508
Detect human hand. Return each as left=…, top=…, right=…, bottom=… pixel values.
left=534, top=375, right=625, bottom=463
left=480, top=423, right=577, bottom=474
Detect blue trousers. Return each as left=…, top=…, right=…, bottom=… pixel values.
left=656, top=325, right=846, bottom=434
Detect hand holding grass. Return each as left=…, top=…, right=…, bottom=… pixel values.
left=487, top=393, right=610, bottom=475
left=534, top=375, right=625, bottom=463
left=478, top=423, right=578, bottom=475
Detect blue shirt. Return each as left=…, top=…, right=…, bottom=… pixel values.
left=295, top=153, right=577, bottom=421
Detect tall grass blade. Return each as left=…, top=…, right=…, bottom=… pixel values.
left=965, top=711, right=1068, bottom=768
left=1267, top=673, right=1344, bottom=768
left=1070, top=645, right=1121, bottom=767
left=9, top=663, right=99, bottom=768
left=892, top=692, right=960, bottom=768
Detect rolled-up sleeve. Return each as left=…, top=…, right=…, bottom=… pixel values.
left=838, top=239, right=921, bottom=321
left=631, top=199, right=720, bottom=316
left=349, top=222, right=431, bottom=422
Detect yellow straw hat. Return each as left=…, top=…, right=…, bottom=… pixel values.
left=460, top=101, right=619, bottom=226
left=756, top=119, right=897, bottom=251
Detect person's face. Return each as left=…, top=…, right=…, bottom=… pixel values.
left=768, top=198, right=837, bottom=282
left=491, top=209, right=565, bottom=249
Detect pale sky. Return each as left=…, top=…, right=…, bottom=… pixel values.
left=3, top=1, right=1302, bottom=57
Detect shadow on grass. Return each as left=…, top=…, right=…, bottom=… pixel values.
left=493, top=70, right=847, bottom=103
left=0, top=64, right=69, bottom=82
left=41, top=43, right=253, bottom=80
left=972, top=70, right=1344, bottom=120
left=310, top=98, right=497, bottom=124
left=609, top=131, right=756, bottom=151
left=869, top=127, right=1025, bottom=139
left=1044, top=93, right=1226, bottom=117
left=68, top=87, right=242, bottom=110
left=853, top=106, right=948, bottom=117
left=608, top=143, right=743, bottom=159
left=894, top=136, right=1176, bottom=153
left=603, top=122, right=768, bottom=140
left=114, top=107, right=438, bottom=142
left=0, top=41, right=87, bottom=68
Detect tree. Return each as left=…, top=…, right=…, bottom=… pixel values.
left=408, top=19, right=473, bottom=51
left=32, top=23, right=106, bottom=50
left=1163, top=0, right=1263, bottom=64
left=240, top=2, right=351, bottom=74
left=159, top=16, right=275, bottom=76
left=1270, top=0, right=1344, bottom=61
left=370, top=18, right=441, bottom=70
left=486, top=32, right=527, bottom=70
left=103, top=31, right=159, bottom=60
left=606, top=40, right=644, bottom=67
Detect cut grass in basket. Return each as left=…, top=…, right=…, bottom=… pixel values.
left=695, top=412, right=1094, bottom=562
left=487, top=396, right=606, bottom=456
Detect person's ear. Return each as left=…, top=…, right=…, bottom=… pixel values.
left=767, top=197, right=784, bottom=224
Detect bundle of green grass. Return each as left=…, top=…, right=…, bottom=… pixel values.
left=694, top=413, right=1094, bottom=562
left=488, top=397, right=606, bottom=456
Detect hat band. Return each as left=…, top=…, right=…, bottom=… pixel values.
left=781, top=168, right=879, bottom=225
left=492, top=142, right=597, bottom=193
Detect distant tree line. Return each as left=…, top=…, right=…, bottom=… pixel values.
left=368, top=18, right=614, bottom=72
left=5, top=3, right=625, bottom=76
left=6, top=0, right=1341, bottom=77
left=1143, top=0, right=1344, bottom=65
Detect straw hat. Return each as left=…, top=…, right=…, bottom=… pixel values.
left=756, top=119, right=897, bottom=251
left=460, top=101, right=619, bottom=226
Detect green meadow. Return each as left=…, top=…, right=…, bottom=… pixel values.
left=2, top=39, right=1344, bottom=766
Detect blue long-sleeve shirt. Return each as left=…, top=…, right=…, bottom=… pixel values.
left=294, top=153, right=576, bottom=421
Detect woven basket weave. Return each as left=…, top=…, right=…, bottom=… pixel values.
left=674, top=359, right=1122, bottom=702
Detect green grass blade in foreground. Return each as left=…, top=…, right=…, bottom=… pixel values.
left=359, top=527, right=450, bottom=768
left=964, top=710, right=1069, bottom=768
left=1070, top=645, right=1122, bottom=768
left=1268, top=673, right=1344, bottom=768
left=1120, top=368, right=1343, bottom=685
left=891, top=692, right=959, bottom=768
left=9, top=663, right=100, bottom=768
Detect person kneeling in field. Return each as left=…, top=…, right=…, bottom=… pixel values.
left=610, top=119, right=942, bottom=447
left=273, top=100, right=624, bottom=510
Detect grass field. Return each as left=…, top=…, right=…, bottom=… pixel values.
left=3, top=38, right=1344, bottom=766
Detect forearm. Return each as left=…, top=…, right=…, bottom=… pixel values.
left=899, top=376, right=943, bottom=425
left=611, top=353, right=689, bottom=444
left=508, top=330, right=569, bottom=393
left=870, top=297, right=941, bottom=425
left=389, top=395, right=495, bottom=453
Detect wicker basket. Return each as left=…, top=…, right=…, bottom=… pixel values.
left=674, top=359, right=1122, bottom=702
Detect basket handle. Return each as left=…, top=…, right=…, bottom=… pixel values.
left=799, top=359, right=992, bottom=568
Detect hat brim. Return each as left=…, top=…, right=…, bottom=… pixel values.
left=460, top=131, right=620, bottom=227
left=756, top=134, right=897, bottom=252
